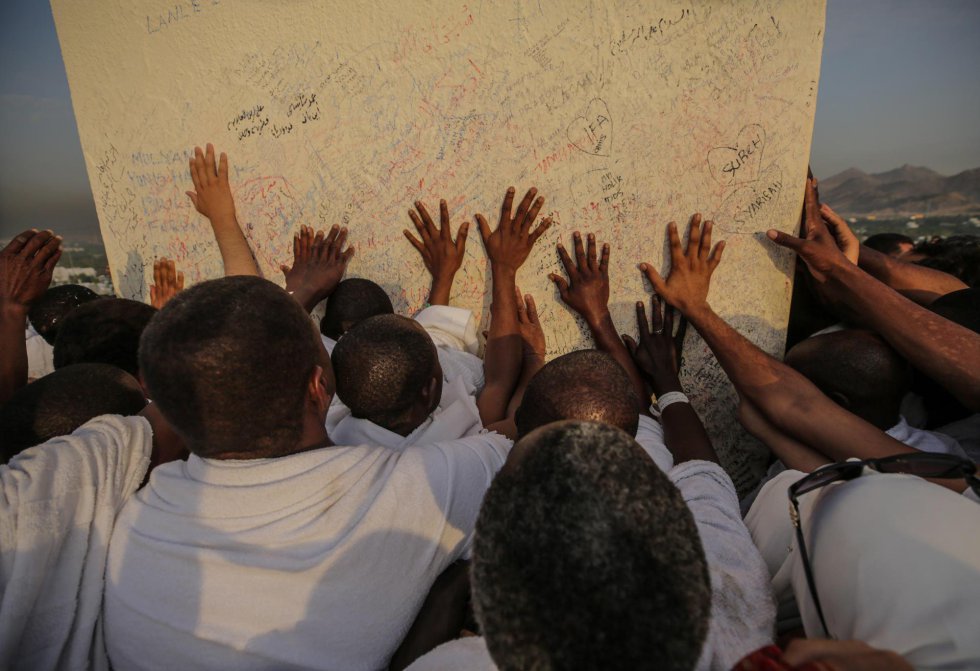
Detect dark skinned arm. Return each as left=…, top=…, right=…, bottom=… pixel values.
left=736, top=397, right=831, bottom=473
left=388, top=561, right=472, bottom=671
left=404, top=199, right=469, bottom=306
left=769, top=178, right=980, bottom=413
left=0, top=229, right=62, bottom=404
left=475, top=187, right=551, bottom=426
left=623, top=288, right=718, bottom=465
left=282, top=224, right=354, bottom=313
left=550, top=231, right=648, bottom=414
left=642, top=210, right=967, bottom=493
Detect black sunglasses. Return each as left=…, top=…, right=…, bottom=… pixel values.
left=787, top=453, right=980, bottom=639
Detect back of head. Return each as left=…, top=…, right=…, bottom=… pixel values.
left=139, top=276, right=320, bottom=458
left=863, top=233, right=913, bottom=257
left=0, top=363, right=146, bottom=463
left=54, top=298, right=156, bottom=377
left=473, top=420, right=711, bottom=671
left=784, top=329, right=909, bottom=429
left=320, top=278, right=394, bottom=340
left=28, top=284, right=101, bottom=345
left=332, top=313, right=438, bottom=430
left=915, top=248, right=980, bottom=288
left=515, top=350, right=640, bottom=438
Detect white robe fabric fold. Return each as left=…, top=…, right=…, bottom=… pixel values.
left=0, top=415, right=152, bottom=671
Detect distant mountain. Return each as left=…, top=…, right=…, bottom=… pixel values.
left=819, top=164, right=980, bottom=217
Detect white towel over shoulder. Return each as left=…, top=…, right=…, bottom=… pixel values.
left=0, top=415, right=152, bottom=671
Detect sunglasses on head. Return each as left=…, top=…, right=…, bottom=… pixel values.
left=787, top=452, right=980, bottom=639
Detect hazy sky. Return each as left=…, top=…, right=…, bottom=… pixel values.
left=1, top=0, right=978, bottom=238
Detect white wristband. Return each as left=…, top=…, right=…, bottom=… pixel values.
left=656, top=391, right=690, bottom=412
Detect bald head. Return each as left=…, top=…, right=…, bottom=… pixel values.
left=332, top=314, right=441, bottom=432
left=785, top=329, right=909, bottom=430
left=321, top=278, right=394, bottom=340
left=515, top=350, right=640, bottom=439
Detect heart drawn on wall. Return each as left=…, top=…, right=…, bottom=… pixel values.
left=707, top=124, right=766, bottom=187
left=567, top=98, right=613, bottom=157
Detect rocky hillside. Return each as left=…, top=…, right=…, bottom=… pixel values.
left=819, top=164, right=980, bottom=216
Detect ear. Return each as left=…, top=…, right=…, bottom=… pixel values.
left=307, top=365, right=332, bottom=414
left=420, top=374, right=439, bottom=404
left=138, top=373, right=152, bottom=401
left=827, top=391, right=851, bottom=409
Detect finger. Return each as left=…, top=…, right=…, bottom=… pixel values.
left=3, top=229, right=35, bottom=256
left=341, top=246, right=355, bottom=263
left=573, top=231, right=587, bottom=270
left=586, top=233, right=598, bottom=272
left=43, top=248, right=62, bottom=273
left=548, top=273, right=570, bottom=301
left=439, top=199, right=451, bottom=240
left=205, top=143, right=217, bottom=181
left=525, top=294, right=538, bottom=324
left=686, top=213, right=702, bottom=259
left=527, top=217, right=552, bottom=245
left=599, top=243, right=610, bottom=276
left=218, top=152, right=229, bottom=183
left=33, top=234, right=63, bottom=265
left=662, top=297, right=674, bottom=337
left=332, top=227, right=349, bottom=260
left=316, top=227, right=333, bottom=260
left=765, top=229, right=805, bottom=253
left=150, top=285, right=158, bottom=306
left=699, top=220, right=713, bottom=260
left=186, top=191, right=199, bottom=210
left=475, top=214, right=491, bottom=246
left=188, top=157, right=202, bottom=193
left=499, top=187, right=515, bottom=228
left=408, top=209, right=432, bottom=244
left=515, top=285, right=526, bottom=316
left=292, top=230, right=300, bottom=261
left=639, top=262, right=668, bottom=296
left=153, top=259, right=163, bottom=286
left=803, top=177, right=822, bottom=238
left=415, top=200, right=438, bottom=239
left=164, top=259, right=176, bottom=287
left=650, top=294, right=664, bottom=334
left=522, top=195, right=544, bottom=234
left=455, top=221, right=469, bottom=254
left=176, top=271, right=185, bottom=291
left=281, top=263, right=291, bottom=276
left=708, top=240, right=726, bottom=269
left=667, top=222, right=683, bottom=264
left=635, top=300, right=651, bottom=340
left=512, top=187, right=537, bottom=232
left=404, top=230, right=425, bottom=253
left=191, top=147, right=205, bottom=190
left=622, top=334, right=638, bottom=356
left=556, top=242, right=576, bottom=277
left=17, top=230, right=53, bottom=259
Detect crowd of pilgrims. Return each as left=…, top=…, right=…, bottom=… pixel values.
left=1, top=144, right=978, bottom=671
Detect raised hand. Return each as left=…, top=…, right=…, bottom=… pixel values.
left=281, top=224, right=354, bottom=312
left=0, top=229, right=63, bottom=310
left=149, top=258, right=185, bottom=309
left=476, top=186, right=551, bottom=272
left=516, top=287, right=546, bottom=363
left=622, top=294, right=687, bottom=397
left=820, top=202, right=860, bottom=265
left=639, top=214, right=724, bottom=316
left=766, top=177, right=851, bottom=283
left=186, top=143, right=236, bottom=223
left=404, top=199, right=469, bottom=305
left=549, top=231, right=610, bottom=326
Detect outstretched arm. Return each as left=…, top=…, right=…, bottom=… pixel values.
left=186, top=143, right=260, bottom=277
left=624, top=291, right=717, bottom=464
left=281, top=224, right=354, bottom=313
left=769, top=178, right=980, bottom=413
left=642, top=212, right=966, bottom=492
left=549, top=231, right=648, bottom=414
left=475, top=187, right=551, bottom=426
left=404, top=199, right=469, bottom=306
left=818, top=202, right=967, bottom=304
left=0, top=230, right=62, bottom=404
left=736, top=398, right=830, bottom=473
